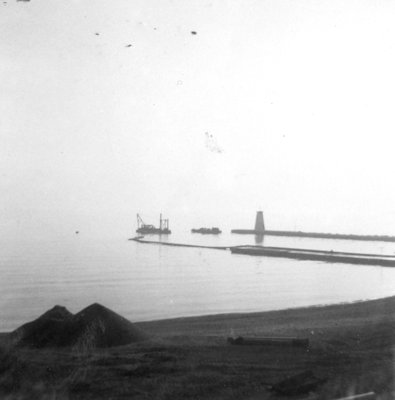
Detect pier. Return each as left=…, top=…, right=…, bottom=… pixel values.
left=130, top=237, right=395, bottom=267
left=232, top=212, right=395, bottom=243
left=129, top=236, right=228, bottom=250
left=230, top=245, right=395, bottom=267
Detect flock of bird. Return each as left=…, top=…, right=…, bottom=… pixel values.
left=93, top=29, right=197, bottom=49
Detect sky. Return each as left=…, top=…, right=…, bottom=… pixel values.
left=2, top=0, right=395, bottom=241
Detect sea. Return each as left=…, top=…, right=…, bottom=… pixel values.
left=1, top=231, right=395, bottom=332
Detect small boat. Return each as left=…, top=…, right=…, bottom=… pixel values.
left=191, top=227, right=222, bottom=234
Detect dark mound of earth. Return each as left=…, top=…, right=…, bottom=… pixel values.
left=12, top=305, right=73, bottom=348
left=70, top=303, right=147, bottom=348
left=12, top=303, right=146, bottom=349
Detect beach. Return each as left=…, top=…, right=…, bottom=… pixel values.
left=0, top=296, right=394, bottom=399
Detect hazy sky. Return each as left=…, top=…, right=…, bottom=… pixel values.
left=2, top=0, right=395, bottom=240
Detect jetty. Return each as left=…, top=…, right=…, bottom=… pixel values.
left=232, top=211, right=395, bottom=243
left=230, top=245, right=395, bottom=267
left=131, top=237, right=395, bottom=267
left=130, top=236, right=228, bottom=250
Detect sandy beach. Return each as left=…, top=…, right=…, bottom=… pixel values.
left=0, top=296, right=394, bottom=399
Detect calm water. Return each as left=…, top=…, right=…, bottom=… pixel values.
left=1, top=232, right=395, bottom=331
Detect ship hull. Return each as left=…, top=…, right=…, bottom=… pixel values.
left=136, top=228, right=171, bottom=234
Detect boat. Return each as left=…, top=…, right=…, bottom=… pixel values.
left=136, top=214, right=171, bottom=234
left=230, top=245, right=395, bottom=267
left=191, top=227, right=222, bottom=234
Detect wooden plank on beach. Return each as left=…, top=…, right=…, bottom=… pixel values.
left=333, top=392, right=375, bottom=400
left=227, top=336, right=309, bottom=347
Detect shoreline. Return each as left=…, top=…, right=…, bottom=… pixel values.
left=135, top=295, right=395, bottom=338
left=138, top=296, right=388, bottom=324
left=1, top=295, right=394, bottom=399
left=1, top=295, right=394, bottom=336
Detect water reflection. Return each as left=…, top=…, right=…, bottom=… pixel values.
left=254, top=234, right=264, bottom=245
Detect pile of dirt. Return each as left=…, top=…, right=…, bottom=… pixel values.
left=12, top=305, right=73, bottom=348
left=69, top=303, right=147, bottom=349
left=12, top=304, right=146, bottom=349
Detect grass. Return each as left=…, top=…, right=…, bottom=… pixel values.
left=0, top=296, right=394, bottom=399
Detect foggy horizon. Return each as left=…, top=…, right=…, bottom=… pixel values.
left=2, top=0, right=395, bottom=241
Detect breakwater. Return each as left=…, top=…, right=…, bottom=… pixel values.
left=131, top=237, right=395, bottom=267
left=231, top=229, right=395, bottom=243
left=129, top=236, right=228, bottom=250
left=230, top=245, right=395, bottom=267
